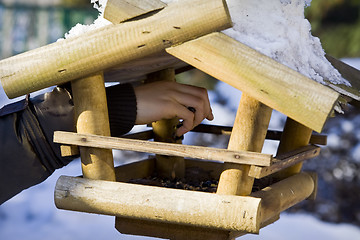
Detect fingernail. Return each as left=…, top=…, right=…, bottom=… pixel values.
left=187, top=106, right=196, bottom=113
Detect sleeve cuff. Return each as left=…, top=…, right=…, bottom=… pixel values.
left=106, top=83, right=137, bottom=136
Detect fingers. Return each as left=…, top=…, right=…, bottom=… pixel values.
left=169, top=86, right=213, bottom=127
left=174, top=83, right=214, bottom=121
left=133, top=81, right=214, bottom=136
left=169, top=104, right=195, bottom=137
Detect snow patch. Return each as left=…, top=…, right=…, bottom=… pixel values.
left=223, top=0, right=349, bottom=86
left=64, top=0, right=350, bottom=87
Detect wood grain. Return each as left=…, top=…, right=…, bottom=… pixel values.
left=249, top=145, right=321, bottom=179
left=53, top=131, right=273, bottom=166
left=167, top=32, right=339, bottom=133
left=0, top=0, right=231, bottom=98
left=104, top=0, right=166, bottom=23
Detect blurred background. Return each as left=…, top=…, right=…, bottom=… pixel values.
left=0, top=0, right=359, bottom=59
left=0, top=0, right=360, bottom=239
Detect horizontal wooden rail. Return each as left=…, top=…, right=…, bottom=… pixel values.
left=57, top=126, right=326, bottom=158
left=249, top=145, right=321, bottom=179
left=55, top=175, right=261, bottom=233
left=54, top=131, right=273, bottom=166
left=251, top=172, right=316, bottom=225
left=54, top=172, right=315, bottom=234
left=191, top=124, right=327, bottom=145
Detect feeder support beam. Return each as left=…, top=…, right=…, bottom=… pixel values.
left=216, top=94, right=272, bottom=196
left=272, top=118, right=313, bottom=180
left=71, top=73, right=116, bottom=181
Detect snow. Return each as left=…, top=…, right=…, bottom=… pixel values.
left=59, top=0, right=111, bottom=40
left=223, top=0, right=349, bottom=86
left=65, top=0, right=350, bottom=87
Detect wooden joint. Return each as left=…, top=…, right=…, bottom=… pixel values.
left=249, top=145, right=321, bottom=179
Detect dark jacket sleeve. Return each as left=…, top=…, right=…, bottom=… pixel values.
left=0, top=84, right=137, bottom=205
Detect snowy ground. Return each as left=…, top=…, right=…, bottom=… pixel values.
left=0, top=58, right=360, bottom=239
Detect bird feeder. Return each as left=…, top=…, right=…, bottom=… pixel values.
left=1, top=0, right=360, bottom=239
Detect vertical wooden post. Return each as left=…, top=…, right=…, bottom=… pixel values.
left=146, top=69, right=185, bottom=179
left=217, top=94, right=272, bottom=196
left=71, top=72, right=116, bottom=181
left=272, top=118, right=313, bottom=180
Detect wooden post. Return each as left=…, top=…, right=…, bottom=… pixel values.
left=217, top=94, right=272, bottom=196
left=146, top=69, right=185, bottom=179
left=71, top=73, right=116, bottom=181
left=272, top=118, right=313, bottom=180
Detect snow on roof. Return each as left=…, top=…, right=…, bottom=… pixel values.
left=63, top=0, right=352, bottom=88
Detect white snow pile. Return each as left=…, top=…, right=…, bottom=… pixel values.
left=60, top=0, right=111, bottom=39
left=226, top=0, right=350, bottom=86
left=63, top=0, right=350, bottom=87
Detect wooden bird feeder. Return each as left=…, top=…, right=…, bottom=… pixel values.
left=1, top=0, right=360, bottom=239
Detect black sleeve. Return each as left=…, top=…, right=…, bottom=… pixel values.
left=0, top=84, right=137, bottom=205
left=106, top=83, right=137, bottom=137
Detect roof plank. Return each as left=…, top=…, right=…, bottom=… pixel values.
left=166, top=32, right=340, bottom=133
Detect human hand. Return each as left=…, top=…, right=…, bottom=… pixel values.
left=134, top=81, right=214, bottom=136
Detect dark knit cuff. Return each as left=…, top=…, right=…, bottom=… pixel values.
left=106, top=83, right=137, bottom=137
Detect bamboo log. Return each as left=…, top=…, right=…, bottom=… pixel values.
left=71, top=73, right=115, bottom=181
left=249, top=145, right=321, bottom=179
left=104, top=0, right=167, bottom=23
left=146, top=69, right=185, bottom=179
left=166, top=32, right=339, bottom=133
left=251, top=172, right=315, bottom=225
left=216, top=94, right=272, bottom=196
left=0, top=0, right=231, bottom=99
left=53, top=131, right=273, bottom=166
left=54, top=175, right=261, bottom=233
